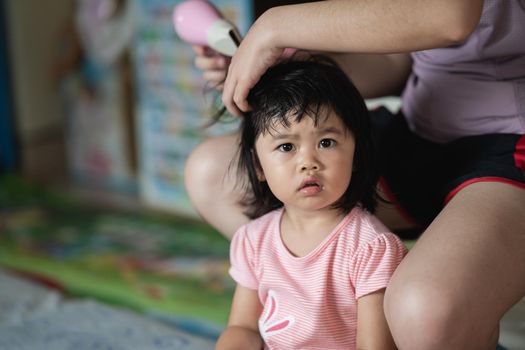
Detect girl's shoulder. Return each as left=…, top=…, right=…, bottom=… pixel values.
left=342, top=207, right=402, bottom=246
left=245, top=208, right=283, bottom=229
left=345, top=207, right=391, bottom=234
left=233, top=208, right=283, bottom=243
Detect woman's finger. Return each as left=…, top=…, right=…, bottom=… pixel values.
left=222, top=73, right=243, bottom=117
left=232, top=79, right=252, bottom=113
left=192, top=45, right=206, bottom=55
left=195, top=55, right=228, bottom=71
left=203, top=70, right=227, bottom=89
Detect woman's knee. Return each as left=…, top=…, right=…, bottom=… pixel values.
left=184, top=134, right=238, bottom=207
left=185, top=140, right=224, bottom=196
left=385, top=280, right=450, bottom=348
left=384, top=279, right=492, bottom=350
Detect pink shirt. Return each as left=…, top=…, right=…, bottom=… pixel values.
left=229, top=207, right=407, bottom=349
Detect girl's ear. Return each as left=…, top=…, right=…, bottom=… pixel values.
left=256, top=167, right=266, bottom=182
left=251, top=150, right=266, bottom=182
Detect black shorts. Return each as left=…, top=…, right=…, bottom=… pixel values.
left=372, top=107, right=525, bottom=228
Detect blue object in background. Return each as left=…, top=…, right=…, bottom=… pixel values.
left=0, top=0, right=17, bottom=171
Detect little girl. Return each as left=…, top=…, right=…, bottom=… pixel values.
left=215, top=58, right=407, bottom=350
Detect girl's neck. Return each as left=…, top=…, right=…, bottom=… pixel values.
left=284, top=207, right=345, bottom=233
left=280, top=207, right=347, bottom=257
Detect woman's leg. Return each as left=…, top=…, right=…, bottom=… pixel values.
left=384, top=182, right=525, bottom=349
left=184, top=132, right=249, bottom=239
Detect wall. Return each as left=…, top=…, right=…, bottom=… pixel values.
left=5, top=0, right=73, bottom=182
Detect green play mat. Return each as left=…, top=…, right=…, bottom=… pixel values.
left=0, top=175, right=233, bottom=336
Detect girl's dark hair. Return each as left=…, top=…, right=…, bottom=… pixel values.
left=237, top=55, right=378, bottom=219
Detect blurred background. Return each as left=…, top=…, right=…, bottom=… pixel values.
left=0, top=0, right=257, bottom=215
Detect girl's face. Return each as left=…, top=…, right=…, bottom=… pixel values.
left=254, top=110, right=355, bottom=214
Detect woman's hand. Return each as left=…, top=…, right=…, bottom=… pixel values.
left=192, top=45, right=230, bottom=91
left=221, top=12, right=285, bottom=117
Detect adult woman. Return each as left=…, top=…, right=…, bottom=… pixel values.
left=185, top=1, right=525, bottom=348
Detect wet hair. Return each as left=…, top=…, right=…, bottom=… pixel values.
left=237, top=55, right=378, bottom=219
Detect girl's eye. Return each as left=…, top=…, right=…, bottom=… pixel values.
left=278, top=143, right=294, bottom=152
left=319, top=139, right=335, bottom=148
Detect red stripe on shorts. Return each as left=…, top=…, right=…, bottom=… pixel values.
left=378, top=176, right=421, bottom=227
left=445, top=136, right=525, bottom=204
left=444, top=176, right=525, bottom=205
left=514, top=135, right=525, bottom=174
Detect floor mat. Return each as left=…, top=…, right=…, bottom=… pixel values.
left=0, top=175, right=233, bottom=338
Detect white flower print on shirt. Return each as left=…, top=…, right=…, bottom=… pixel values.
left=259, top=290, right=295, bottom=341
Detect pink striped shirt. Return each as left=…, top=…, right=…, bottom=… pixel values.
left=229, top=207, right=407, bottom=349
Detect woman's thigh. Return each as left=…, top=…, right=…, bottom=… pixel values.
left=385, top=181, right=525, bottom=349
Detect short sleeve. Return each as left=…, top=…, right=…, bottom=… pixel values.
left=229, top=226, right=259, bottom=290
left=349, top=233, right=407, bottom=299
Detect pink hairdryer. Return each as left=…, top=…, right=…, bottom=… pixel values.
left=172, top=0, right=242, bottom=56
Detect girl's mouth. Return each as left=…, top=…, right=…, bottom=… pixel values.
left=298, top=179, right=322, bottom=195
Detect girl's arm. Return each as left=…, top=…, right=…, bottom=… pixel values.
left=356, top=289, right=397, bottom=350
left=216, top=285, right=263, bottom=350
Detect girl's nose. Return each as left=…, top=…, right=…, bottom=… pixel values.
left=300, top=151, right=320, bottom=171
left=301, top=162, right=319, bottom=171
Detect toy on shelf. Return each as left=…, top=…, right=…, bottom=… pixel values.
left=172, top=0, right=241, bottom=56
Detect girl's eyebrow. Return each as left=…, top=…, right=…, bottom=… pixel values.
left=269, top=126, right=344, bottom=140
left=270, top=132, right=298, bottom=140
left=317, top=126, right=344, bottom=135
